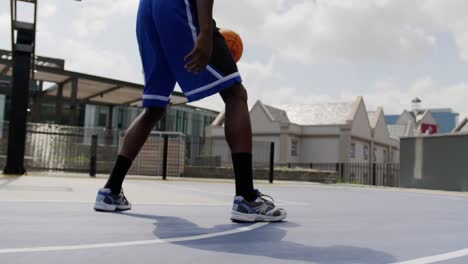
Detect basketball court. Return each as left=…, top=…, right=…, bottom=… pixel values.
left=1, top=174, right=468, bottom=264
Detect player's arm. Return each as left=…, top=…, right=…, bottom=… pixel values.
left=184, top=0, right=214, bottom=74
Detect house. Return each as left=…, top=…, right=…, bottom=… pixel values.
left=387, top=109, right=438, bottom=138
left=385, top=97, right=459, bottom=135
left=206, top=97, right=399, bottom=165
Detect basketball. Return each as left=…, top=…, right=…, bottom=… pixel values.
left=220, top=29, right=244, bottom=62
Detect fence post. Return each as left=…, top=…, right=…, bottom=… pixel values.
left=340, top=163, right=344, bottom=182
left=372, top=163, right=377, bottom=186
left=89, top=134, right=97, bottom=177
left=269, top=142, right=275, bottom=184
left=162, top=134, right=169, bottom=180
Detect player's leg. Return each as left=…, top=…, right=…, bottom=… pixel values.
left=103, top=107, right=165, bottom=193
left=94, top=0, right=175, bottom=212
left=155, top=0, right=286, bottom=221
left=219, top=84, right=255, bottom=201
left=220, top=85, right=286, bottom=222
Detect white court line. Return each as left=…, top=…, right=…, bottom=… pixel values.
left=0, top=222, right=268, bottom=254
left=0, top=200, right=232, bottom=206
left=393, top=248, right=468, bottom=264
left=171, top=186, right=309, bottom=206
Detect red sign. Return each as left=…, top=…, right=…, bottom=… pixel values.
left=421, top=123, right=438, bottom=134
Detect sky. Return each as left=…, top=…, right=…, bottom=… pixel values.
left=1, top=0, right=468, bottom=119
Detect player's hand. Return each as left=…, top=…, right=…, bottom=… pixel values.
left=184, top=32, right=213, bottom=74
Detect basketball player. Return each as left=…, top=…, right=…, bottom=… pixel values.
left=94, top=0, right=287, bottom=222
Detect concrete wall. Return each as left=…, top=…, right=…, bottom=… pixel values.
left=400, top=134, right=468, bottom=191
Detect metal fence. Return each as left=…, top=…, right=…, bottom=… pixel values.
left=182, top=139, right=273, bottom=180
left=126, top=132, right=185, bottom=177
left=185, top=138, right=272, bottom=168
left=0, top=122, right=399, bottom=186
left=0, top=122, right=184, bottom=176
left=280, top=162, right=400, bottom=187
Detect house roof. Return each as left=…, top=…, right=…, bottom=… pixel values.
left=263, top=105, right=289, bottom=123
left=268, top=101, right=355, bottom=126
left=367, top=111, right=380, bottom=128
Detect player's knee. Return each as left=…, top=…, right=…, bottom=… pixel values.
left=220, top=83, right=248, bottom=104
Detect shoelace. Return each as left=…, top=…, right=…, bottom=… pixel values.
left=258, top=192, right=275, bottom=208
left=119, top=189, right=128, bottom=201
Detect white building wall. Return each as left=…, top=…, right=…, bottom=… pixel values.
left=350, top=139, right=370, bottom=163
left=351, top=101, right=372, bottom=140
left=419, top=112, right=438, bottom=125
left=373, top=114, right=394, bottom=146
left=250, top=104, right=280, bottom=134
left=288, top=135, right=301, bottom=163
left=397, top=111, right=415, bottom=125
left=391, top=148, right=400, bottom=163
left=373, top=144, right=388, bottom=163
left=301, top=137, right=340, bottom=163
left=252, top=135, right=280, bottom=163
left=209, top=138, right=231, bottom=165
left=302, top=125, right=342, bottom=135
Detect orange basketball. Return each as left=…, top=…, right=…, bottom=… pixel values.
left=220, top=29, right=244, bottom=62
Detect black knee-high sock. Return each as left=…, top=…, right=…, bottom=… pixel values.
left=232, top=153, right=256, bottom=201
left=104, top=155, right=132, bottom=194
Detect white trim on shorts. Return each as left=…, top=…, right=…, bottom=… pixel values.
left=142, top=94, right=171, bottom=101
left=185, top=72, right=241, bottom=97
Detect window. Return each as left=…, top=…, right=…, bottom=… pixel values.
left=383, top=150, right=388, bottom=162
left=373, top=147, right=377, bottom=162
left=350, top=143, right=356, bottom=158
left=363, top=145, right=369, bottom=161
left=291, top=140, right=298, bottom=157
left=97, top=108, right=108, bottom=127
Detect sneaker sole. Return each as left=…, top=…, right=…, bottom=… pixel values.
left=94, top=202, right=131, bottom=212
left=230, top=210, right=287, bottom=222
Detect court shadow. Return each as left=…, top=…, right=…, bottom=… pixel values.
left=119, top=212, right=397, bottom=264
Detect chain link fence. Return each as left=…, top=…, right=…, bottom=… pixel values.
left=0, top=122, right=184, bottom=176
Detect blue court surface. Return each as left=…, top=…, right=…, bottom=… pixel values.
left=1, top=174, right=468, bottom=264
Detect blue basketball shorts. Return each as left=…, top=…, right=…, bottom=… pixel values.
left=136, top=0, right=243, bottom=108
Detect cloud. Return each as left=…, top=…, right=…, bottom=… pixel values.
left=422, top=0, right=468, bottom=62
left=216, top=0, right=436, bottom=64
left=0, top=12, right=11, bottom=50
left=39, top=3, right=57, bottom=19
